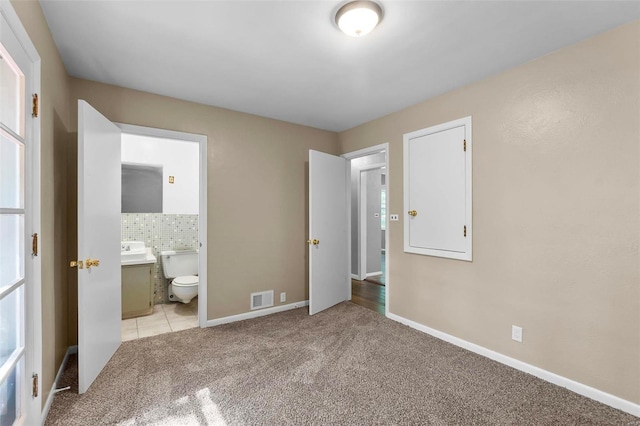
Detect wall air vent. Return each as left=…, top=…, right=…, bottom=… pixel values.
left=250, top=290, right=274, bottom=310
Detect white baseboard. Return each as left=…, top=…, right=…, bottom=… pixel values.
left=365, top=271, right=382, bottom=278
left=351, top=274, right=359, bottom=280
left=386, top=312, right=640, bottom=417
left=41, top=345, right=78, bottom=425
left=206, top=300, right=309, bottom=327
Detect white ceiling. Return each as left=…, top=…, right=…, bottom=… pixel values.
left=40, top=1, right=640, bottom=132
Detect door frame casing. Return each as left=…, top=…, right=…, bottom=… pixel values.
left=116, top=123, right=208, bottom=327
left=342, top=143, right=389, bottom=317
left=0, top=0, right=42, bottom=423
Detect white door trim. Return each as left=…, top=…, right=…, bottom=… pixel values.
left=115, top=123, right=208, bottom=327
left=342, top=143, right=389, bottom=317
left=0, top=0, right=42, bottom=423
left=358, top=163, right=387, bottom=172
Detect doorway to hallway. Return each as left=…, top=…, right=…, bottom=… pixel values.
left=344, top=145, right=388, bottom=316
left=306, top=143, right=388, bottom=317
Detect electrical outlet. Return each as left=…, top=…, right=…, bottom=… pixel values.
left=390, top=214, right=399, bottom=221
left=512, top=325, right=523, bottom=343
left=280, top=292, right=286, bottom=303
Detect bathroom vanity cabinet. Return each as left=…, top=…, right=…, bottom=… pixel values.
left=122, top=263, right=154, bottom=319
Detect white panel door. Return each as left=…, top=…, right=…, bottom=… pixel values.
left=77, top=100, right=122, bottom=394
left=404, top=117, right=472, bottom=261
left=409, top=125, right=466, bottom=251
left=309, top=150, right=349, bottom=315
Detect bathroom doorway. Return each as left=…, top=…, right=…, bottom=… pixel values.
left=116, top=125, right=207, bottom=340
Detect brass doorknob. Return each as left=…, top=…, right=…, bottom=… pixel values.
left=70, top=260, right=84, bottom=269
left=408, top=210, right=418, bottom=217
left=307, top=239, right=320, bottom=246
left=86, top=258, right=100, bottom=268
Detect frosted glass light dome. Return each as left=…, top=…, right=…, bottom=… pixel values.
left=335, top=1, right=383, bottom=37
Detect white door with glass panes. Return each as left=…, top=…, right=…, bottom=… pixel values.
left=0, top=4, right=41, bottom=425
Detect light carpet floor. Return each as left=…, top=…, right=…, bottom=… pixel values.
left=46, top=302, right=638, bottom=425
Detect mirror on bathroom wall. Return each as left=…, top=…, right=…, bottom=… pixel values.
left=121, top=133, right=199, bottom=215
left=122, top=163, right=163, bottom=213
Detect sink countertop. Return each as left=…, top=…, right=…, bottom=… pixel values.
left=121, top=248, right=157, bottom=266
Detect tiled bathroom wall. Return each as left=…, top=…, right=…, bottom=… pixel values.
left=121, top=213, right=199, bottom=304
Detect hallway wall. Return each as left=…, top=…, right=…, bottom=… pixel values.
left=364, top=168, right=382, bottom=275
left=350, top=152, right=385, bottom=276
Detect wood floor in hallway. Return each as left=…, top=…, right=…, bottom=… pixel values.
left=351, top=279, right=385, bottom=315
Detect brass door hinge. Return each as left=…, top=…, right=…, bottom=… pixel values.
left=463, top=139, right=466, bottom=152
left=32, top=94, right=39, bottom=118
left=464, top=225, right=467, bottom=237
left=32, top=233, right=38, bottom=256
left=32, top=373, right=38, bottom=397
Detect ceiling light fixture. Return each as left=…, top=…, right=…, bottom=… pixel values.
left=335, top=1, right=383, bottom=37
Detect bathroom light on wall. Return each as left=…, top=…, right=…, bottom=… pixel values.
left=335, top=1, right=383, bottom=37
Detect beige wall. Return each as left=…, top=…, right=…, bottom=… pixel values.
left=11, top=0, right=73, bottom=409
left=68, top=78, right=340, bottom=321
left=339, top=21, right=640, bottom=403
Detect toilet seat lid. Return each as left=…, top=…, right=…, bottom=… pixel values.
left=173, top=275, right=198, bottom=286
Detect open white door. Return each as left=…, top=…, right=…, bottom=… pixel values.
left=308, top=150, right=349, bottom=315
left=76, top=100, right=121, bottom=393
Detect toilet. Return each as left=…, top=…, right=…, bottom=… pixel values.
left=160, top=250, right=198, bottom=304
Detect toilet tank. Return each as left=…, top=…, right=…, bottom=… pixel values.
left=160, top=250, right=198, bottom=278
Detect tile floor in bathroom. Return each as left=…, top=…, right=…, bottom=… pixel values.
left=121, top=297, right=198, bottom=341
